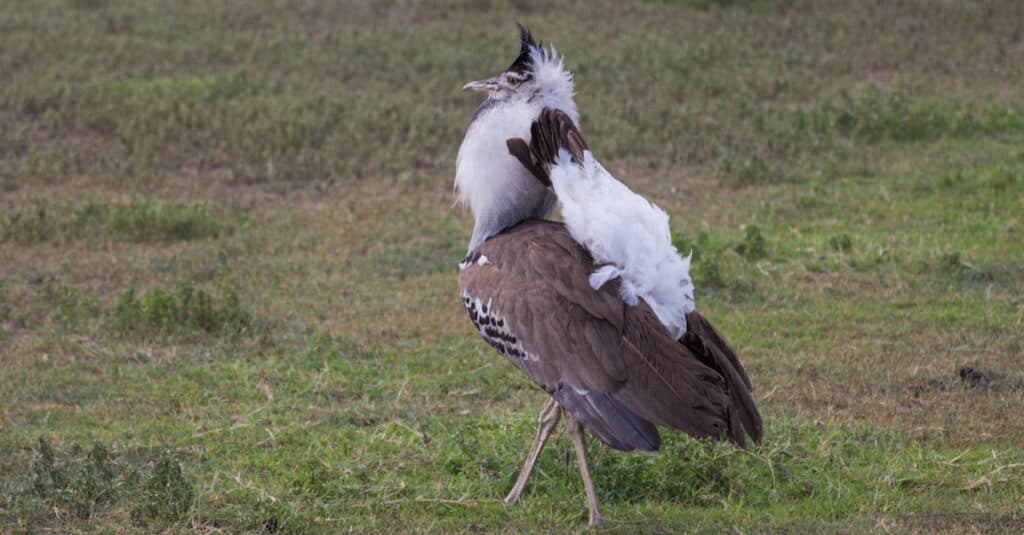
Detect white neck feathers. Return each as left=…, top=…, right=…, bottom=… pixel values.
left=528, top=45, right=578, bottom=124
left=455, top=45, right=576, bottom=251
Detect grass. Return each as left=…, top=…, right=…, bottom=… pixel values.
left=1, top=199, right=233, bottom=244
left=2, top=0, right=1024, bottom=532
left=24, top=437, right=194, bottom=526
left=109, top=284, right=252, bottom=337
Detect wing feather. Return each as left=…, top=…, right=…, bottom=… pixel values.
left=506, top=137, right=550, bottom=187
left=506, top=108, right=588, bottom=186
left=458, top=220, right=761, bottom=449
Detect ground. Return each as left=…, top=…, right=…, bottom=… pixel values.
left=1, top=0, right=1023, bottom=533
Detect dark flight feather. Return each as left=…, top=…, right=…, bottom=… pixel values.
left=553, top=386, right=660, bottom=452
left=507, top=138, right=550, bottom=187
left=529, top=108, right=588, bottom=165
left=683, top=312, right=762, bottom=444
left=507, top=108, right=589, bottom=188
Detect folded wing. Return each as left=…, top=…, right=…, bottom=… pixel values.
left=459, top=220, right=761, bottom=450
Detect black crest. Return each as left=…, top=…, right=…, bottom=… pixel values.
left=508, top=23, right=539, bottom=74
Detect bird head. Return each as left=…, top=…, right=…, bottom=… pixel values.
left=462, top=24, right=577, bottom=115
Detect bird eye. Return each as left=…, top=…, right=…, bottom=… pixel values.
left=506, top=75, right=521, bottom=86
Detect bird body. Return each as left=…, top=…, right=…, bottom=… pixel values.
left=458, top=220, right=758, bottom=450
left=454, top=26, right=761, bottom=527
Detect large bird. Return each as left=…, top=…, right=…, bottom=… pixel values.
left=455, top=26, right=762, bottom=527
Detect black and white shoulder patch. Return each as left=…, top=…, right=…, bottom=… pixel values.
left=460, top=290, right=536, bottom=364
left=458, top=251, right=492, bottom=271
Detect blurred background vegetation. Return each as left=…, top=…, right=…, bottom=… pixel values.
left=2, top=0, right=1023, bottom=532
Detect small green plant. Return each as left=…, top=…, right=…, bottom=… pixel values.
left=828, top=233, right=853, bottom=253
left=111, top=284, right=251, bottom=336
left=31, top=438, right=119, bottom=519
left=735, top=225, right=768, bottom=261
left=28, top=438, right=195, bottom=526
left=698, top=249, right=729, bottom=289
left=672, top=230, right=752, bottom=291
left=131, top=455, right=195, bottom=524
left=671, top=230, right=697, bottom=260
left=940, top=251, right=963, bottom=272
left=96, top=197, right=228, bottom=241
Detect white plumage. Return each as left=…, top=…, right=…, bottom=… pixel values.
left=550, top=149, right=696, bottom=339
left=456, top=102, right=534, bottom=213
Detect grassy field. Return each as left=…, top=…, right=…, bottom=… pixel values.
left=2, top=0, right=1024, bottom=532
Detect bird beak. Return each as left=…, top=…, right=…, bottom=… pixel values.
left=463, top=76, right=501, bottom=92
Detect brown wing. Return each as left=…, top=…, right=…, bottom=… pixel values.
left=529, top=108, right=588, bottom=165
left=506, top=138, right=550, bottom=187
left=458, top=220, right=762, bottom=450
left=506, top=108, right=589, bottom=186
left=459, top=221, right=625, bottom=394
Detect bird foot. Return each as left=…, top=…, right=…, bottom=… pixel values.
left=588, top=513, right=605, bottom=528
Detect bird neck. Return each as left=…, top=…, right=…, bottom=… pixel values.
left=467, top=189, right=556, bottom=251
left=457, top=101, right=558, bottom=251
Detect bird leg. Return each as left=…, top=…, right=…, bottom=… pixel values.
left=504, top=397, right=561, bottom=506
left=564, top=412, right=605, bottom=528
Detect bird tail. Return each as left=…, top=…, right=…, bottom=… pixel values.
left=683, top=311, right=763, bottom=446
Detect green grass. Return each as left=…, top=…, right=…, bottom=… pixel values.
left=3, top=0, right=1024, bottom=532
left=23, top=437, right=194, bottom=527
left=1, top=199, right=233, bottom=244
